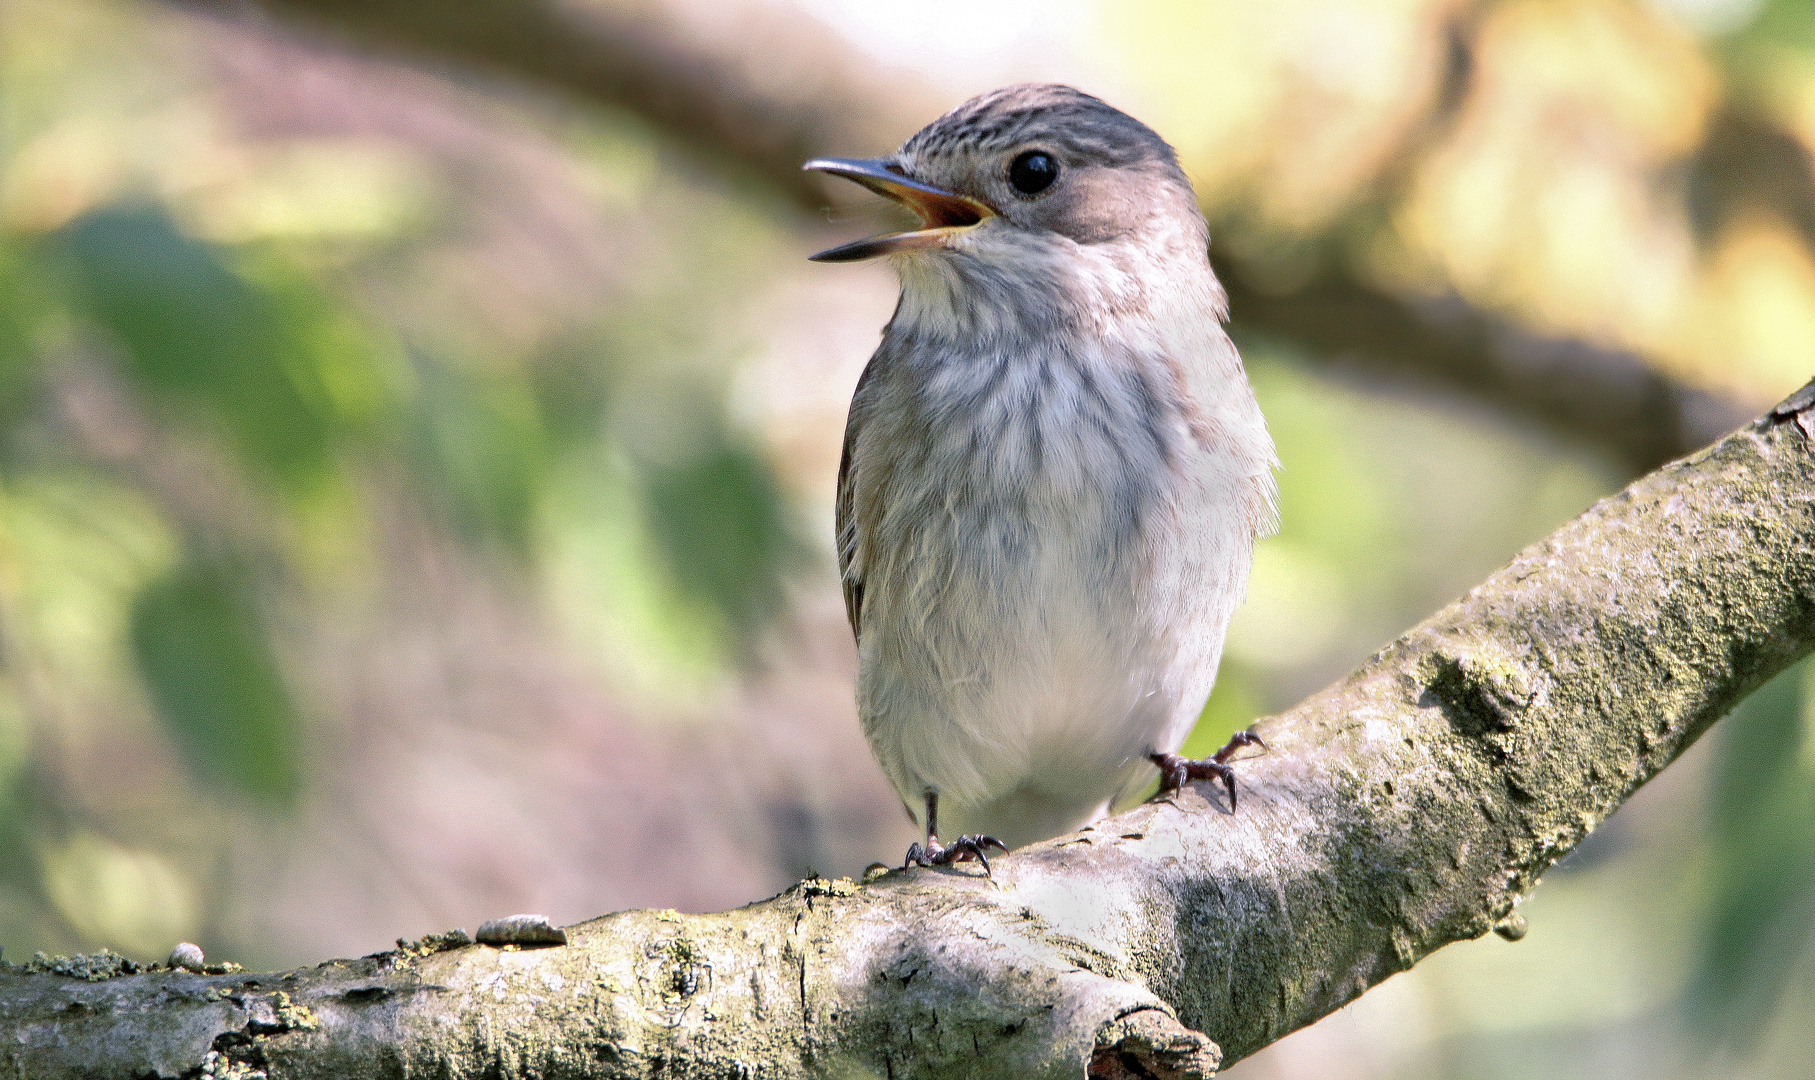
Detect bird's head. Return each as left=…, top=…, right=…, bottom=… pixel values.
left=805, top=84, right=1204, bottom=273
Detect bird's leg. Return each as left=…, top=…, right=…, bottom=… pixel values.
left=903, top=791, right=1007, bottom=875
left=1151, top=730, right=1267, bottom=810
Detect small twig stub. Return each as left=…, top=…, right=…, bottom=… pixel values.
left=475, top=914, right=568, bottom=947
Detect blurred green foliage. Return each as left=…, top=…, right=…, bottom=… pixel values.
left=0, top=245, right=43, bottom=422
left=1731, top=0, right=1815, bottom=51
left=60, top=206, right=339, bottom=494
left=44, top=192, right=800, bottom=725
left=643, top=435, right=802, bottom=641
left=1690, top=658, right=1815, bottom=1047
left=0, top=14, right=807, bottom=953
left=408, top=354, right=548, bottom=548
left=5, top=181, right=805, bottom=794
left=129, top=559, right=300, bottom=807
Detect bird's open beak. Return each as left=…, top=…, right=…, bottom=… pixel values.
left=804, top=157, right=995, bottom=263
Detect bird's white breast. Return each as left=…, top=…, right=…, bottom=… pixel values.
left=848, top=242, right=1273, bottom=847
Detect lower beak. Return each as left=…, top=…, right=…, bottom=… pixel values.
left=804, top=157, right=994, bottom=263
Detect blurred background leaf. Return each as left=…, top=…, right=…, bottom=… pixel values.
left=0, top=241, right=47, bottom=432
left=128, top=558, right=300, bottom=808
left=1688, top=658, right=1815, bottom=1049
left=406, top=352, right=549, bottom=550
left=641, top=433, right=802, bottom=643
left=59, top=205, right=336, bottom=494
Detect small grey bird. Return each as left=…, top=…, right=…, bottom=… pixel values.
left=807, top=84, right=1278, bottom=871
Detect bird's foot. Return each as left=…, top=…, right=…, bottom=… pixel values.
left=904, top=834, right=1008, bottom=876
left=1151, top=730, right=1267, bottom=810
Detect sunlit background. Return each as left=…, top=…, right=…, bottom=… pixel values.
left=0, top=0, right=1811, bottom=1076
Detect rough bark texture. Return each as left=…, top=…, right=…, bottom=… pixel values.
left=5, top=390, right=1813, bottom=1078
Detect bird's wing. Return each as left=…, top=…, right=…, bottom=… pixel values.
left=835, top=358, right=877, bottom=643
left=836, top=436, right=863, bottom=642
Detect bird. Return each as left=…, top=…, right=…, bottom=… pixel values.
left=805, top=84, right=1278, bottom=872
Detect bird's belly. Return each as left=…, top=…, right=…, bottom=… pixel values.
left=890, top=581, right=1169, bottom=846
left=857, top=472, right=1246, bottom=844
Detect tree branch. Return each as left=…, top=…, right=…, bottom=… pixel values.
left=1220, top=271, right=1751, bottom=475
left=177, top=0, right=1759, bottom=472
left=180, top=0, right=926, bottom=204
left=7, top=386, right=1812, bottom=1078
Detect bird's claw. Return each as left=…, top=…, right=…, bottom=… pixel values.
left=904, top=834, right=1008, bottom=876
left=1151, top=730, right=1267, bottom=810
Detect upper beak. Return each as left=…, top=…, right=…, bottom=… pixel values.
left=804, top=157, right=994, bottom=263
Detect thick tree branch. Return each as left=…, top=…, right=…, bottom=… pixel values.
left=7, top=387, right=1813, bottom=1078
left=177, top=0, right=1759, bottom=471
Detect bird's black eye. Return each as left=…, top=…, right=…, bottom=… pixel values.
left=1008, top=150, right=1059, bottom=196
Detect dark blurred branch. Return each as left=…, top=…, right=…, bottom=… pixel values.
left=1223, top=272, right=1749, bottom=475
left=182, top=0, right=1762, bottom=472
left=1688, top=104, right=1815, bottom=255
left=182, top=0, right=927, bottom=202
left=6, top=384, right=1813, bottom=1077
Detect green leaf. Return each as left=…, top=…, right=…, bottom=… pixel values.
left=58, top=205, right=334, bottom=492
left=641, top=437, right=801, bottom=640
left=409, top=356, right=549, bottom=551
left=0, top=237, right=53, bottom=439
left=129, top=561, right=300, bottom=808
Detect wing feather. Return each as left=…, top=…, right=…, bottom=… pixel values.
left=835, top=356, right=878, bottom=642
